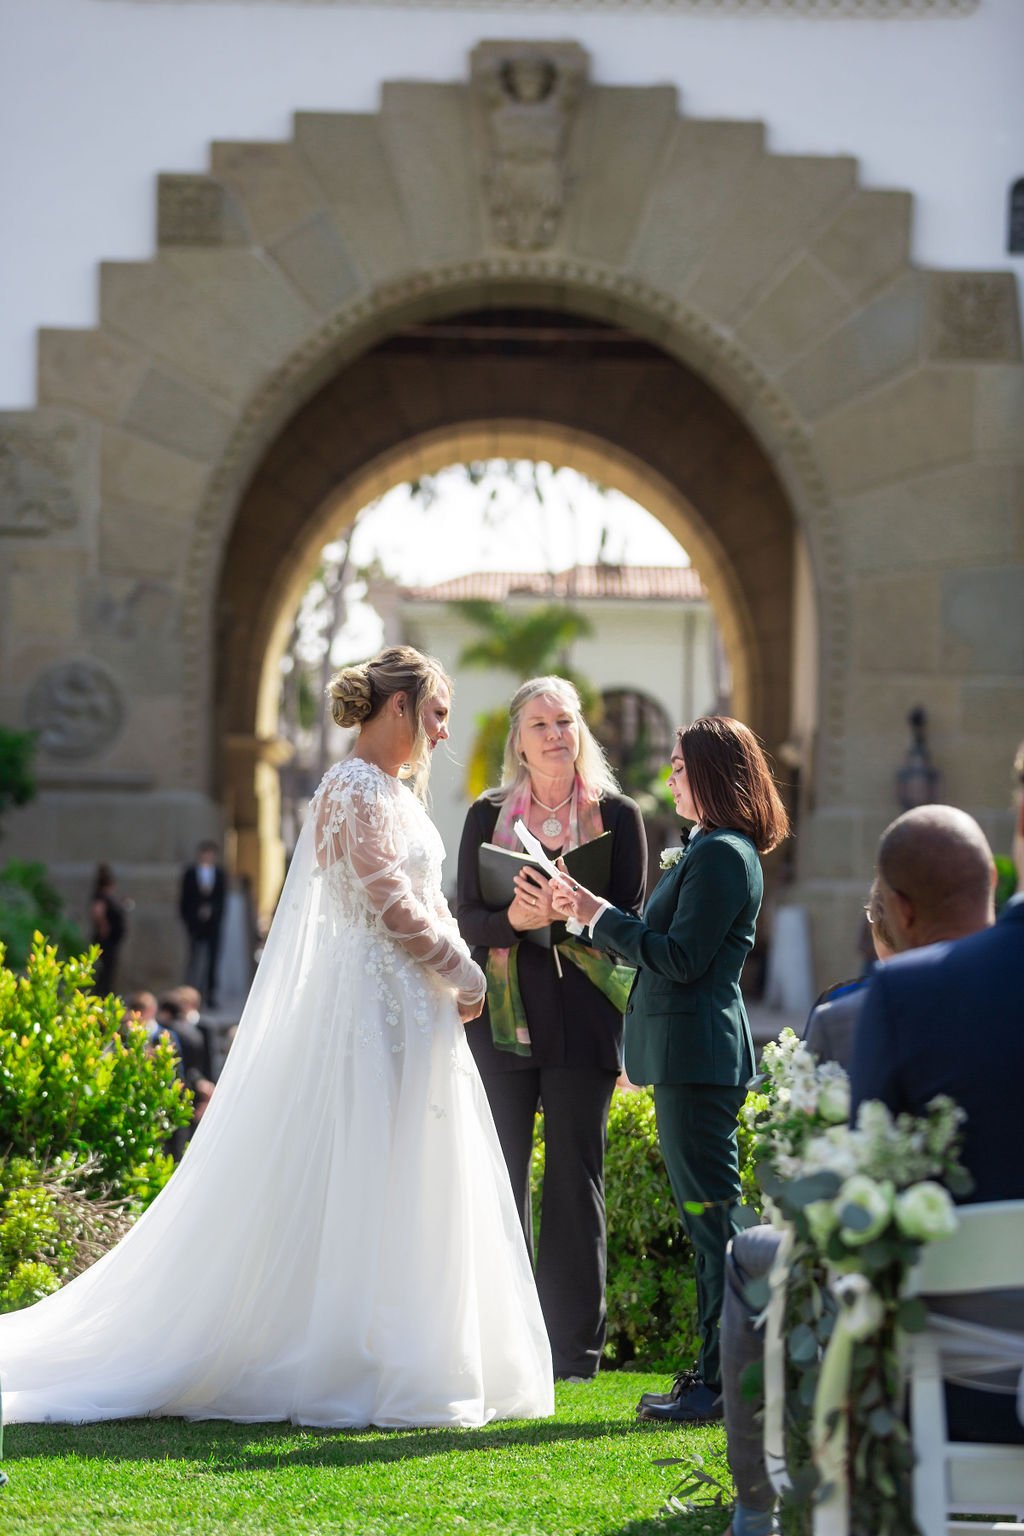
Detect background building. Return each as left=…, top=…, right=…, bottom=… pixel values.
left=1, top=0, right=1021, bottom=991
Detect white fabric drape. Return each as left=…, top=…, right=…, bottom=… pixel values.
left=0, top=757, right=552, bottom=1429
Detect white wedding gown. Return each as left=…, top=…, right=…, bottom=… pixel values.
left=0, top=757, right=553, bottom=1428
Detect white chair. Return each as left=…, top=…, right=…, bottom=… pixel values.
left=906, top=1199, right=1024, bottom=1536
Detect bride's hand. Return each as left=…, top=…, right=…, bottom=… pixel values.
left=458, top=994, right=485, bottom=1023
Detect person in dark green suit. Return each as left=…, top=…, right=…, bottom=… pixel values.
left=552, top=716, right=789, bottom=1424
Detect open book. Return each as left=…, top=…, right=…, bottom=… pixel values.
left=477, top=832, right=613, bottom=950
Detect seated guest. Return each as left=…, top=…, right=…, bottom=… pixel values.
left=123, top=991, right=179, bottom=1056
left=802, top=878, right=896, bottom=1072
left=720, top=805, right=1010, bottom=1536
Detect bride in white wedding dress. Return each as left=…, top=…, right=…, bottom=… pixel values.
left=0, top=646, right=553, bottom=1429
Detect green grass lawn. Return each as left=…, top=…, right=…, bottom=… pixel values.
left=0, top=1373, right=733, bottom=1536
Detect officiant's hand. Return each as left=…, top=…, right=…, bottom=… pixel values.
left=551, top=863, right=603, bottom=928
left=509, top=866, right=557, bottom=931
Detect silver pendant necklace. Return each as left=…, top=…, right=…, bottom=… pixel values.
left=531, top=790, right=572, bottom=841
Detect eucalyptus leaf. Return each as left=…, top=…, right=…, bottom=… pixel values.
left=742, top=1276, right=772, bottom=1311
left=733, top=1203, right=760, bottom=1230
left=783, top=1171, right=843, bottom=1211
left=789, top=1323, right=818, bottom=1364
left=897, top=1297, right=929, bottom=1334
left=838, top=1201, right=873, bottom=1232
left=867, top=1406, right=897, bottom=1436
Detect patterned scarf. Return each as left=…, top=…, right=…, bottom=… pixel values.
left=485, top=776, right=636, bottom=1055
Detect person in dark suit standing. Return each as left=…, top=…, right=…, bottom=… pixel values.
left=553, top=716, right=789, bottom=1421
left=456, top=675, right=647, bottom=1382
left=179, top=840, right=226, bottom=1009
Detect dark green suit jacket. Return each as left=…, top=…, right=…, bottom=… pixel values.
left=592, top=827, right=762, bottom=1088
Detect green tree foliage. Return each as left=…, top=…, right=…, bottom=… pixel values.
left=0, top=729, right=83, bottom=968
left=453, top=600, right=597, bottom=797
left=532, top=1087, right=701, bottom=1370
left=0, top=935, right=191, bottom=1206
left=0, top=860, right=82, bottom=972
left=0, top=728, right=36, bottom=835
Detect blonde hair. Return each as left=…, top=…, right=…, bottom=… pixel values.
left=489, top=675, right=620, bottom=803
left=327, top=645, right=451, bottom=799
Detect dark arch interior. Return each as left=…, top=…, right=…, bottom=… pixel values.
left=215, top=306, right=796, bottom=859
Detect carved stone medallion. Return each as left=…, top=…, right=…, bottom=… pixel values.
left=25, top=660, right=125, bottom=759
left=471, top=41, right=588, bottom=252
left=930, top=273, right=1022, bottom=362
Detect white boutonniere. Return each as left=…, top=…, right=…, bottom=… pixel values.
left=659, top=847, right=686, bottom=871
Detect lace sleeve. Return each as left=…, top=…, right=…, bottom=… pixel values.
left=313, top=765, right=485, bottom=1004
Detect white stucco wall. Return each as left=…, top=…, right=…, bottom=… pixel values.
left=1, top=0, right=1021, bottom=410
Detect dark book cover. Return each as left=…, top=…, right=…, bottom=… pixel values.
left=477, top=833, right=613, bottom=949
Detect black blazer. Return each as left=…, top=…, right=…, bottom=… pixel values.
left=179, top=865, right=226, bottom=938
left=456, top=792, right=647, bottom=1075
left=851, top=895, right=1024, bottom=1205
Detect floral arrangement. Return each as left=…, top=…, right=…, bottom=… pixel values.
left=743, top=1029, right=970, bottom=1536
left=658, top=847, right=686, bottom=872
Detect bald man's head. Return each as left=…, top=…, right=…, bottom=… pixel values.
left=877, top=805, right=995, bottom=950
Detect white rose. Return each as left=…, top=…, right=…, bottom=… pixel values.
left=837, top=1174, right=894, bottom=1247
left=817, top=1073, right=850, bottom=1126
left=800, top=1129, right=860, bottom=1182
left=894, top=1182, right=958, bottom=1242
left=833, top=1272, right=886, bottom=1341
left=788, top=1077, right=819, bottom=1115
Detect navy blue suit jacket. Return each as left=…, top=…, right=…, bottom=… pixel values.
left=850, top=895, right=1024, bottom=1204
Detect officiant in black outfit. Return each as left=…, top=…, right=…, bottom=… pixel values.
left=457, top=676, right=646, bottom=1381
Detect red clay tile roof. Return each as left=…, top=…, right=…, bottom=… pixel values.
left=401, top=565, right=706, bottom=602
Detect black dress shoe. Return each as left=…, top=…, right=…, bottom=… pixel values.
left=637, top=1366, right=702, bottom=1410
left=636, top=1370, right=723, bottom=1424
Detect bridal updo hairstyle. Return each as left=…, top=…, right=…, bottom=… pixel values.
left=491, top=675, right=620, bottom=803
left=328, top=645, right=452, bottom=796
left=677, top=715, right=790, bottom=855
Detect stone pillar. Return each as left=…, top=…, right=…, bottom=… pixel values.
left=222, top=733, right=293, bottom=920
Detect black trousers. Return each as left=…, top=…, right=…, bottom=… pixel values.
left=653, top=1080, right=747, bottom=1391
left=186, top=931, right=221, bottom=1006
left=479, top=1064, right=617, bottom=1380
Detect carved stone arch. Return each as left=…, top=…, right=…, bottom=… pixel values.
left=2, top=43, right=1020, bottom=992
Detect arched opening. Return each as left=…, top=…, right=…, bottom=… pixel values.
left=213, top=308, right=813, bottom=913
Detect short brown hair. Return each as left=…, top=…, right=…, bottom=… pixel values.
left=677, top=716, right=790, bottom=854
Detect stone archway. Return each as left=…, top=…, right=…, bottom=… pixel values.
left=216, top=310, right=801, bottom=907
left=1, top=40, right=1020, bottom=989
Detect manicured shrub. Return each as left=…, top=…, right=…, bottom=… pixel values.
left=0, top=933, right=191, bottom=1205
left=0, top=1153, right=135, bottom=1313
left=532, top=1086, right=701, bottom=1370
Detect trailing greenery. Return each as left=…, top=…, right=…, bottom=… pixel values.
left=1, top=1375, right=732, bottom=1536
left=532, top=1087, right=701, bottom=1371
left=0, top=935, right=191, bottom=1206
left=0, top=1152, right=134, bottom=1313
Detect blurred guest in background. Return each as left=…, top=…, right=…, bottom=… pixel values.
left=90, top=863, right=127, bottom=997
left=179, top=841, right=226, bottom=1009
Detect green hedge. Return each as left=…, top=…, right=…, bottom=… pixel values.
left=532, top=1086, right=701, bottom=1371
left=0, top=933, right=194, bottom=1308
